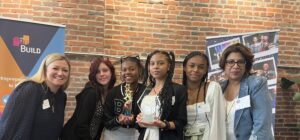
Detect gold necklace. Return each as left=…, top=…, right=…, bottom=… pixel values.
left=226, top=99, right=236, bottom=122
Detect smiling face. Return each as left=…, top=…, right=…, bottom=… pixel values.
left=121, top=60, right=140, bottom=84
left=224, top=52, right=246, bottom=81
left=149, top=53, right=170, bottom=80
left=45, top=60, right=70, bottom=92
left=96, top=63, right=112, bottom=86
left=184, top=55, right=208, bottom=83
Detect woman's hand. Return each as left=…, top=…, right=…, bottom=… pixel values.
left=117, top=114, right=127, bottom=125
left=136, top=113, right=164, bottom=128
left=123, top=102, right=132, bottom=110
left=124, top=114, right=134, bottom=124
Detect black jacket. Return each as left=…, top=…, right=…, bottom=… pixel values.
left=61, top=83, right=103, bottom=140
left=104, top=83, right=146, bottom=130
left=0, top=81, right=66, bottom=140
left=135, top=83, right=187, bottom=140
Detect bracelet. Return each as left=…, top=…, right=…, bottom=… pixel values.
left=116, top=117, right=120, bottom=124
left=163, top=120, right=170, bottom=129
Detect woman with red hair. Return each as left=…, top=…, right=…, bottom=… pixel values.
left=61, top=57, right=116, bottom=140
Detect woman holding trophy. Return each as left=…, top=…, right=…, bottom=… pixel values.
left=136, top=50, right=187, bottom=140
left=103, top=55, right=146, bottom=140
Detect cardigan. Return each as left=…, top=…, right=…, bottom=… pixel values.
left=0, top=81, right=66, bottom=140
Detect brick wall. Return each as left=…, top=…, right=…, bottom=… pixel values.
left=1, top=0, right=300, bottom=139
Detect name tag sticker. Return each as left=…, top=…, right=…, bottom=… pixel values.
left=198, top=103, right=210, bottom=113
left=236, top=95, right=251, bottom=110
left=172, top=96, right=175, bottom=105
left=42, top=99, right=50, bottom=110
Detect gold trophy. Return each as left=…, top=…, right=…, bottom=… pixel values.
left=123, top=83, right=133, bottom=116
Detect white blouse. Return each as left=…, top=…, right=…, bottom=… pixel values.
left=226, top=97, right=237, bottom=140
left=140, top=95, right=161, bottom=140
left=185, top=81, right=226, bottom=140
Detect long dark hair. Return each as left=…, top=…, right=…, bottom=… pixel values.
left=143, top=50, right=175, bottom=118
left=182, top=51, right=209, bottom=86
left=87, top=57, right=116, bottom=100
left=182, top=51, right=209, bottom=102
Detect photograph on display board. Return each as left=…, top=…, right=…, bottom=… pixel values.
left=252, top=57, right=277, bottom=85
left=207, top=38, right=240, bottom=70
left=243, top=32, right=278, bottom=54
left=207, top=69, right=227, bottom=82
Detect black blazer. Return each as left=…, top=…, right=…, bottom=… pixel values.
left=135, top=83, right=187, bottom=140
left=61, top=83, right=103, bottom=140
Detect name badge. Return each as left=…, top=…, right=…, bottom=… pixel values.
left=236, top=95, right=251, bottom=110
left=42, top=99, right=50, bottom=110
left=197, top=103, right=210, bottom=113
left=172, top=96, right=175, bottom=105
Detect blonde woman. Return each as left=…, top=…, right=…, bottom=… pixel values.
left=0, top=53, right=71, bottom=140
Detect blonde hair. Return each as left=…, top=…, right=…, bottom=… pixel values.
left=29, top=53, right=71, bottom=90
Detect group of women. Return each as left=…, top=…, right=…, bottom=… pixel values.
left=0, top=43, right=274, bottom=140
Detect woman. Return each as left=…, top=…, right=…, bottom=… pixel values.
left=103, top=56, right=146, bottom=140
left=249, top=36, right=263, bottom=53
left=183, top=51, right=225, bottom=140
left=219, top=43, right=274, bottom=140
left=61, top=57, right=116, bottom=140
left=136, top=50, right=187, bottom=140
left=0, top=53, right=71, bottom=140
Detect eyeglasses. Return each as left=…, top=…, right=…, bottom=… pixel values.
left=225, top=60, right=246, bottom=67
left=120, top=55, right=140, bottom=63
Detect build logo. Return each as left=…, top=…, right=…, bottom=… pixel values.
left=12, top=35, right=41, bottom=54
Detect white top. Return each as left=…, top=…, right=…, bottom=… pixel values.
left=186, top=102, right=208, bottom=125
left=103, top=127, right=138, bottom=140
left=185, top=102, right=209, bottom=137
left=141, top=95, right=161, bottom=140
left=185, top=81, right=226, bottom=140
left=226, top=97, right=237, bottom=140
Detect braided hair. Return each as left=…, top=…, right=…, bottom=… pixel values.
left=143, top=50, right=176, bottom=118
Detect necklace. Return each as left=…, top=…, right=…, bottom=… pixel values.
left=153, top=87, right=161, bottom=95
left=226, top=99, right=236, bottom=122
left=189, top=82, right=205, bottom=125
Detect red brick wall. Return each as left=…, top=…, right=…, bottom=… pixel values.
left=1, top=0, right=300, bottom=139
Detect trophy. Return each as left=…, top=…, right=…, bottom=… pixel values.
left=138, top=89, right=161, bottom=123
left=123, top=83, right=133, bottom=116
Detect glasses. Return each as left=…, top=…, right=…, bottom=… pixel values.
left=120, top=55, right=140, bottom=63
left=225, top=60, right=246, bottom=67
